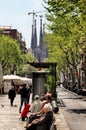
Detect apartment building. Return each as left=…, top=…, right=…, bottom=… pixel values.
left=0, top=26, right=27, bottom=53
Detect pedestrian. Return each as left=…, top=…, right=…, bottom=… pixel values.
left=8, top=86, right=16, bottom=106
left=19, top=84, right=28, bottom=113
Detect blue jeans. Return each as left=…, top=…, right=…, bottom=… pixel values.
left=19, top=97, right=27, bottom=113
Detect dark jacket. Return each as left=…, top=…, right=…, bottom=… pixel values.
left=35, top=111, right=53, bottom=130
left=26, top=111, right=53, bottom=130
left=8, top=89, right=16, bottom=99
left=20, top=87, right=28, bottom=98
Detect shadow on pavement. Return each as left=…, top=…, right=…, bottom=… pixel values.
left=68, top=109, right=86, bottom=114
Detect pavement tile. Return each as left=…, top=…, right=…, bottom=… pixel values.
left=54, top=109, right=70, bottom=130
left=0, top=94, right=26, bottom=130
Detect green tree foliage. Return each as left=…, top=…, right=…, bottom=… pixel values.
left=0, top=35, right=21, bottom=74
left=43, top=0, right=86, bottom=88
left=17, top=52, right=36, bottom=77
left=0, top=34, right=36, bottom=76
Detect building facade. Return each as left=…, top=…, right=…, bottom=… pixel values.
left=0, top=26, right=27, bottom=54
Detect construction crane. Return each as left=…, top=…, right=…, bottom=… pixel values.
left=28, top=10, right=46, bottom=25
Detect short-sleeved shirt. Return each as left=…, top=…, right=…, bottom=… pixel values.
left=30, top=99, right=42, bottom=113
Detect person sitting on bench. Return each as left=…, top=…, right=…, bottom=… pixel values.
left=25, top=103, right=53, bottom=130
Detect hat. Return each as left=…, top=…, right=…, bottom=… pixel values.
left=34, top=95, right=40, bottom=100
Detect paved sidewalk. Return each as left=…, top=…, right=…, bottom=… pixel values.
left=54, top=109, right=70, bottom=130
left=0, top=94, right=29, bottom=130
left=52, top=86, right=71, bottom=130
left=0, top=93, right=69, bottom=130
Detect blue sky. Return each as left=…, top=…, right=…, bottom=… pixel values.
left=0, top=0, right=46, bottom=48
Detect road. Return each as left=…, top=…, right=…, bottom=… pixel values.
left=57, top=87, right=86, bottom=130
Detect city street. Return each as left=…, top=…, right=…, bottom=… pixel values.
left=0, top=90, right=70, bottom=130
left=0, top=1, right=86, bottom=130
left=57, top=87, right=86, bottom=130
left=0, top=87, right=86, bottom=130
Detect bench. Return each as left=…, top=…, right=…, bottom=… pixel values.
left=50, top=116, right=57, bottom=130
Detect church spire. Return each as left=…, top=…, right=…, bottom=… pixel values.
left=33, top=20, right=37, bottom=48
left=31, top=19, right=37, bottom=51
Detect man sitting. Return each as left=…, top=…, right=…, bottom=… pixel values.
left=25, top=103, right=54, bottom=130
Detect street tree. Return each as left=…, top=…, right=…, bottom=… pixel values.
left=44, top=33, right=67, bottom=93
left=0, top=35, right=21, bottom=74
left=17, top=52, right=36, bottom=77
left=43, top=0, right=86, bottom=91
